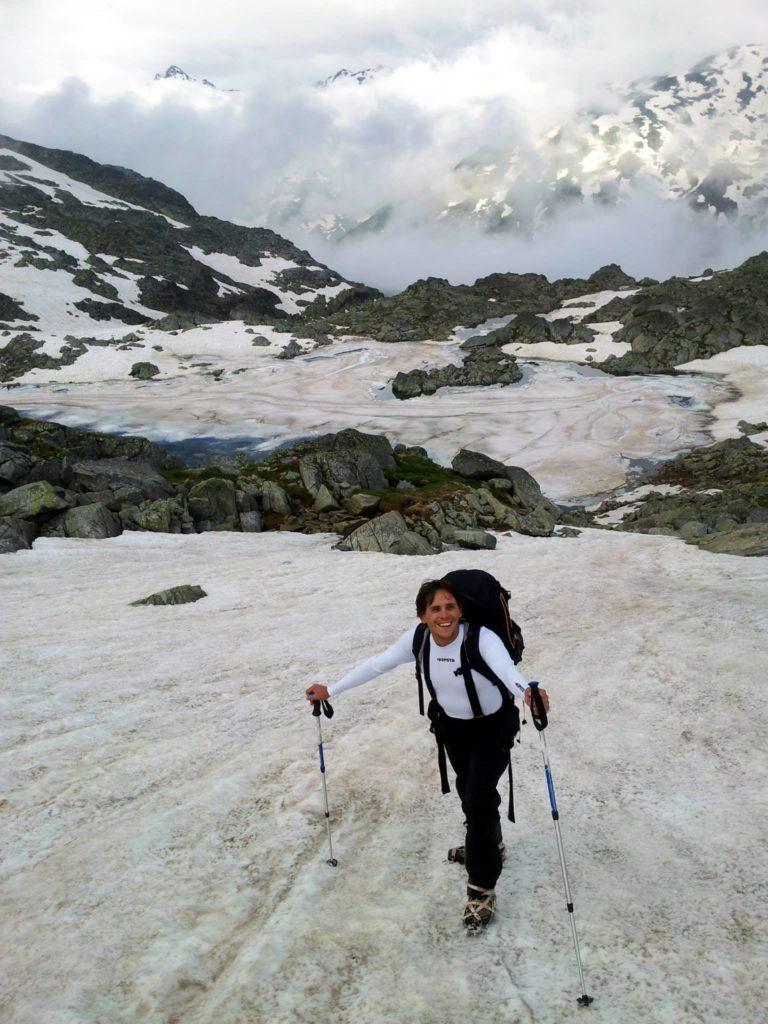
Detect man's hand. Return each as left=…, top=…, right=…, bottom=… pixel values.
left=305, top=684, right=330, bottom=703
left=524, top=686, right=550, bottom=713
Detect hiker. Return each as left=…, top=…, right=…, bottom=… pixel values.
left=305, top=574, right=549, bottom=932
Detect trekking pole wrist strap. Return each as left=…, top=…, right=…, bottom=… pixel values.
left=529, top=682, right=547, bottom=731
left=312, top=699, right=335, bottom=718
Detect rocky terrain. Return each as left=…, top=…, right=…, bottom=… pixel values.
left=592, top=253, right=768, bottom=375
left=0, top=132, right=378, bottom=381
left=3, top=402, right=765, bottom=558
left=591, top=435, right=768, bottom=556
left=392, top=323, right=523, bottom=399
left=0, top=405, right=571, bottom=556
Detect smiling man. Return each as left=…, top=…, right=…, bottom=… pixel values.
left=306, top=576, right=549, bottom=932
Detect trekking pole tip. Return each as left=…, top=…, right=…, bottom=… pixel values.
left=326, top=857, right=339, bottom=867
left=577, top=994, right=594, bottom=1007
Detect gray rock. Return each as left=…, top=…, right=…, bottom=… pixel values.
left=131, top=584, right=207, bottom=606
left=344, top=492, right=381, bottom=515
left=451, top=449, right=556, bottom=515
left=0, top=480, right=70, bottom=519
left=451, top=528, right=497, bottom=550
left=737, top=420, right=768, bottom=436
left=239, top=510, right=262, bottom=532
left=69, top=458, right=174, bottom=505
left=335, top=510, right=436, bottom=555
left=250, top=335, right=271, bottom=347
left=130, top=361, right=160, bottom=379
left=122, top=496, right=188, bottom=533
left=276, top=340, right=303, bottom=360
left=41, top=502, right=122, bottom=539
left=696, top=524, right=768, bottom=557
left=679, top=520, right=709, bottom=541
left=260, top=480, right=291, bottom=516
left=0, top=515, right=37, bottom=553
left=298, top=457, right=324, bottom=497
left=284, top=429, right=395, bottom=494
left=555, top=526, right=582, bottom=538
left=188, top=477, right=239, bottom=531
left=488, top=477, right=512, bottom=492
left=313, top=484, right=339, bottom=512
left=0, top=441, right=32, bottom=484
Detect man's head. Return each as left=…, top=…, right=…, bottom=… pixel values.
left=416, top=579, right=463, bottom=645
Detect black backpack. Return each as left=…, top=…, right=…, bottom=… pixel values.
left=411, top=569, right=524, bottom=821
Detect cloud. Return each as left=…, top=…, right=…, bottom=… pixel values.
left=1, top=1, right=766, bottom=290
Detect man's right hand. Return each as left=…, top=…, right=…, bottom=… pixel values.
left=305, top=684, right=330, bottom=702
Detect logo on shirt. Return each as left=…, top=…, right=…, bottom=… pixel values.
left=436, top=657, right=456, bottom=663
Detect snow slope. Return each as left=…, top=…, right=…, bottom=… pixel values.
left=1, top=529, right=766, bottom=1024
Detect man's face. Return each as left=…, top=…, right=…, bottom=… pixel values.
left=420, top=588, right=461, bottom=645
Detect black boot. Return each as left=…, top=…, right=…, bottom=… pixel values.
left=463, top=885, right=497, bottom=932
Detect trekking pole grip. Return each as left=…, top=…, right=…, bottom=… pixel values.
left=529, top=681, right=548, bottom=732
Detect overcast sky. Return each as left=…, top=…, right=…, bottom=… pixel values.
left=1, top=1, right=766, bottom=289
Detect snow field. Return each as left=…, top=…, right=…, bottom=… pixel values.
left=3, top=337, right=727, bottom=502
left=2, top=529, right=766, bottom=1024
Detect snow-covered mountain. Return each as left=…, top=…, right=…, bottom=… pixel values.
left=0, top=133, right=368, bottom=359
left=154, top=65, right=216, bottom=88
left=316, top=66, right=389, bottom=88
left=152, top=65, right=239, bottom=92
left=279, top=44, right=768, bottom=241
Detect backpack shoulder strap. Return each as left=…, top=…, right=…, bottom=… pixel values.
left=463, top=623, right=511, bottom=701
left=412, top=622, right=431, bottom=716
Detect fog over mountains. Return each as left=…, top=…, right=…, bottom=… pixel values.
left=274, top=45, right=768, bottom=241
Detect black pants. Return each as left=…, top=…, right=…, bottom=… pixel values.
left=442, top=709, right=510, bottom=890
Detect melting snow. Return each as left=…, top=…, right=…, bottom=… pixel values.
left=1, top=528, right=765, bottom=1023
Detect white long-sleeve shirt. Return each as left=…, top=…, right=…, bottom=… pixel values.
left=329, top=622, right=529, bottom=720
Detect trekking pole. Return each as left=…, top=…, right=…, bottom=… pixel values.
left=529, top=681, right=593, bottom=1007
left=310, top=698, right=338, bottom=867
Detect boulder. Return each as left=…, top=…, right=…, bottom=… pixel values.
left=276, top=340, right=303, bottom=360
left=69, top=458, right=174, bottom=505
left=451, top=449, right=556, bottom=515
left=131, top=584, right=207, bottom=606
left=260, top=480, right=291, bottom=516
left=335, top=510, right=436, bottom=555
left=187, top=477, right=239, bottom=531
left=313, top=484, right=339, bottom=513
left=0, top=480, right=70, bottom=519
left=130, top=361, right=160, bottom=380
left=0, top=515, right=37, bottom=553
left=41, top=502, right=122, bottom=539
left=451, top=528, right=497, bottom=550
left=239, top=510, right=262, bottom=532
left=284, top=429, right=395, bottom=494
left=122, top=496, right=189, bottom=533
left=344, top=492, right=381, bottom=515
left=0, top=441, right=32, bottom=485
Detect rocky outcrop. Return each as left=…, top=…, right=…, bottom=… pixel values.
left=335, top=510, right=436, bottom=555
left=392, top=337, right=522, bottom=399
left=0, top=407, right=570, bottom=556
left=41, top=502, right=122, bottom=539
left=187, top=477, right=239, bottom=531
left=0, top=480, right=70, bottom=519
left=131, top=584, right=207, bottom=606
left=0, top=516, right=37, bottom=553
left=592, top=437, right=768, bottom=556
left=130, top=361, right=160, bottom=379
left=599, top=252, right=768, bottom=375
